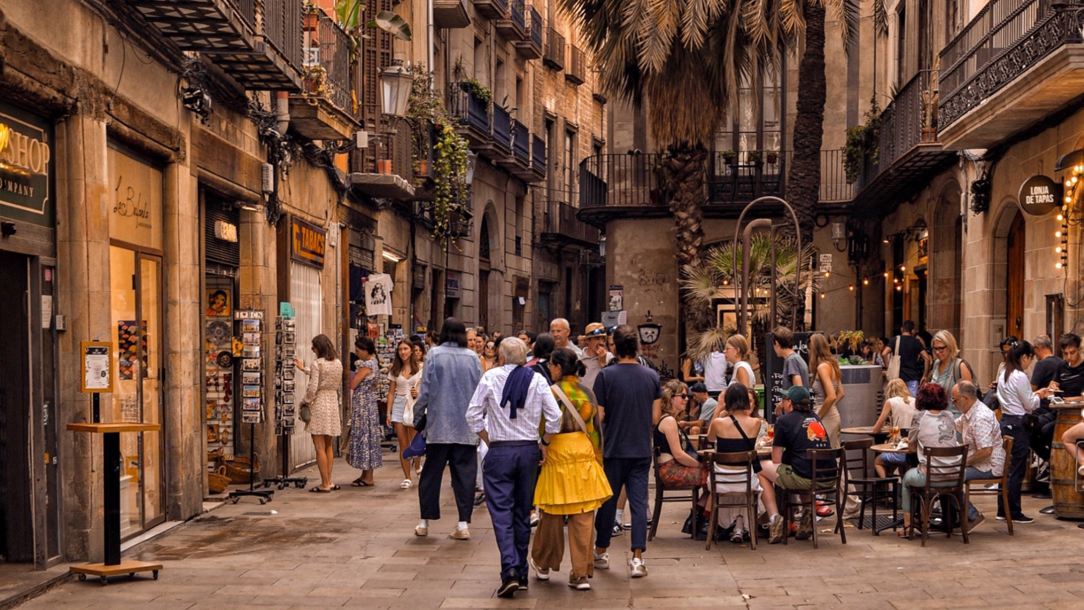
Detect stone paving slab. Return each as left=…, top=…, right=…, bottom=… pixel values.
left=17, top=453, right=1084, bottom=609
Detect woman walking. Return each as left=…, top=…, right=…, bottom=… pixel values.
left=347, top=336, right=382, bottom=487
left=529, top=348, right=612, bottom=590
left=809, top=333, right=845, bottom=448
left=386, top=338, right=423, bottom=488
left=296, top=334, right=343, bottom=493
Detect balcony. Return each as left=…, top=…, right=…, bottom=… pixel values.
left=433, top=0, right=471, bottom=28
left=499, top=119, right=535, bottom=180
left=449, top=82, right=492, bottom=147
left=289, top=9, right=359, bottom=141
left=124, top=0, right=303, bottom=90
left=937, top=0, right=1084, bottom=149
left=491, top=105, right=513, bottom=153
left=578, top=150, right=860, bottom=226
left=348, top=125, right=416, bottom=201
left=851, top=70, right=956, bottom=214
left=512, top=6, right=544, bottom=59
left=540, top=198, right=600, bottom=247
left=544, top=27, right=566, bottom=71
left=473, top=0, right=509, bottom=19
left=496, top=0, right=527, bottom=39
left=531, top=134, right=547, bottom=181
left=566, top=45, right=586, bottom=85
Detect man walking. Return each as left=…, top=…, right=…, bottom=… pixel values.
left=773, top=326, right=809, bottom=390
left=889, top=320, right=928, bottom=396
left=592, top=325, right=661, bottom=578
left=550, top=318, right=584, bottom=358
left=466, top=337, right=561, bottom=598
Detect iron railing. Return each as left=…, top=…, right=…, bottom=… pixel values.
left=492, top=105, right=513, bottom=151
left=580, top=154, right=663, bottom=208
left=532, top=134, right=547, bottom=176
left=509, top=0, right=526, bottom=32
left=544, top=27, right=566, bottom=70
left=306, top=10, right=352, bottom=116
left=450, top=82, right=492, bottom=135
left=566, top=45, right=586, bottom=84
left=352, top=125, right=414, bottom=179
left=819, top=149, right=855, bottom=203
left=512, top=120, right=530, bottom=163
left=541, top=199, right=600, bottom=243
left=237, top=0, right=257, bottom=28
left=939, top=0, right=1079, bottom=129
left=527, top=6, right=543, bottom=48
left=264, top=0, right=304, bottom=71
left=856, top=70, right=933, bottom=190
left=709, top=149, right=785, bottom=202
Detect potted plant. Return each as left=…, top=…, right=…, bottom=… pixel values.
left=748, top=150, right=764, bottom=167
left=721, top=150, right=737, bottom=165
left=377, top=159, right=393, bottom=174
left=766, top=151, right=778, bottom=165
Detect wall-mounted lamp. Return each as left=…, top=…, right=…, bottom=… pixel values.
left=831, top=221, right=847, bottom=252
left=599, top=233, right=607, bottom=257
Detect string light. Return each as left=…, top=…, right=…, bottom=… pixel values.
left=1058, top=165, right=1077, bottom=269
left=848, top=285, right=855, bottom=291
left=863, top=278, right=870, bottom=286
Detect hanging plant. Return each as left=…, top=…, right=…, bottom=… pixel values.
left=844, top=97, right=882, bottom=184
left=461, top=78, right=492, bottom=106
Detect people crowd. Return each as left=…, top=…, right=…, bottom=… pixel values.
left=291, top=312, right=1084, bottom=597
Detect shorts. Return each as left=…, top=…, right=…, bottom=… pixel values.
left=776, top=463, right=836, bottom=491
left=879, top=452, right=908, bottom=467
left=390, top=394, right=407, bottom=424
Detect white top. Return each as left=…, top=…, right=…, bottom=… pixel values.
left=702, top=352, right=730, bottom=392
left=728, top=361, right=755, bottom=389
left=466, top=364, right=562, bottom=442
left=395, top=369, right=421, bottom=397
left=580, top=351, right=615, bottom=390
left=886, top=396, right=917, bottom=429
left=996, top=368, right=1040, bottom=417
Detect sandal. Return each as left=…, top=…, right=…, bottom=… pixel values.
left=309, top=486, right=332, bottom=493
left=400, top=479, right=413, bottom=489
left=330, top=484, right=341, bottom=491
left=351, top=478, right=371, bottom=487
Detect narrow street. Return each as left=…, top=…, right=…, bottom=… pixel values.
left=23, top=452, right=1084, bottom=610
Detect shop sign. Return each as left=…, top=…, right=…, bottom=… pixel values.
left=446, top=272, right=461, bottom=298
left=290, top=216, right=326, bottom=268
left=108, top=145, right=163, bottom=250
left=214, top=220, right=238, bottom=243
left=0, top=103, right=53, bottom=227
left=1019, top=175, right=1061, bottom=216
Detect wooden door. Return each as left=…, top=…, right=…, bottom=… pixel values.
left=479, top=271, right=490, bottom=332
left=1006, top=212, right=1025, bottom=339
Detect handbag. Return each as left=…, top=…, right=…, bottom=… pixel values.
left=299, top=402, right=312, bottom=423
left=952, top=358, right=984, bottom=401
left=403, top=375, right=421, bottom=428
left=403, top=430, right=427, bottom=458
left=886, top=336, right=902, bottom=382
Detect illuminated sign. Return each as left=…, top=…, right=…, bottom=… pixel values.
left=0, top=103, right=53, bottom=227
left=291, top=216, right=326, bottom=268
left=214, top=220, right=238, bottom=243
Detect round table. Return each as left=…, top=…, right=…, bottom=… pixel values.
left=870, top=442, right=916, bottom=455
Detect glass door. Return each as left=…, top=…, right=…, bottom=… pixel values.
left=109, top=246, right=165, bottom=538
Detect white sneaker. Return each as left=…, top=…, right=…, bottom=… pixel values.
left=414, top=525, right=428, bottom=537
left=400, top=479, right=412, bottom=489
left=629, top=557, right=647, bottom=578
left=593, top=550, right=609, bottom=569
left=1077, top=464, right=1084, bottom=477
left=528, top=556, right=550, bottom=581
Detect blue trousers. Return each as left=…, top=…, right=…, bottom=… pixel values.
left=482, top=442, right=540, bottom=580
left=964, top=466, right=994, bottom=520
left=594, top=457, right=651, bottom=552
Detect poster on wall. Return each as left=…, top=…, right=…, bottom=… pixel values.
left=117, top=320, right=148, bottom=380
left=206, top=288, right=231, bottom=317
left=81, top=341, right=113, bottom=393
left=609, top=286, right=624, bottom=312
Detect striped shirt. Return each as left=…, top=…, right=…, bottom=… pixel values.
left=466, top=365, right=562, bottom=442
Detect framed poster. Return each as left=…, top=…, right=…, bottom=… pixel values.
left=206, top=288, right=231, bottom=318
left=81, top=341, right=113, bottom=393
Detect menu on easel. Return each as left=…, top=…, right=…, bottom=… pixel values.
left=274, top=315, right=297, bottom=434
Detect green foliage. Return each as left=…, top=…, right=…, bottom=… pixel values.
left=333, top=0, right=363, bottom=30
left=461, top=78, right=492, bottom=106
left=367, top=11, right=412, bottom=41
left=844, top=98, right=881, bottom=184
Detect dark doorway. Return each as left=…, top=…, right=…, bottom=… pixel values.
left=1007, top=212, right=1025, bottom=340
left=0, top=252, right=32, bottom=562
left=430, top=269, right=442, bottom=331
left=479, top=271, right=490, bottom=332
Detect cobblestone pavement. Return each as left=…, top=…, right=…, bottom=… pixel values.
left=24, top=453, right=1084, bottom=609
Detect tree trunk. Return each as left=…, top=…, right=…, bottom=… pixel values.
left=667, top=146, right=708, bottom=359
left=787, top=2, right=827, bottom=329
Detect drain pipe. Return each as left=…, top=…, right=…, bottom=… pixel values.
left=427, top=0, right=435, bottom=74
left=275, top=90, right=290, bottom=136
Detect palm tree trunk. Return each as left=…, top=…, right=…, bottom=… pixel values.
left=789, top=2, right=826, bottom=249
left=666, top=146, right=708, bottom=359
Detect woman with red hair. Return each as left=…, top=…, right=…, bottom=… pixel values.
left=900, top=383, right=961, bottom=536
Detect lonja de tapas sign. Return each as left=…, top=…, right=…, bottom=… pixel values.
left=290, top=216, right=326, bottom=268
left=1019, top=175, right=1061, bottom=216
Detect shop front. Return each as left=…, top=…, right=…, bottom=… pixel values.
left=0, top=101, right=60, bottom=567
left=107, top=143, right=166, bottom=538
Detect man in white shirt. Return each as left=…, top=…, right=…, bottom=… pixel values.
left=580, top=322, right=614, bottom=388
left=952, top=380, right=1006, bottom=531
left=701, top=347, right=730, bottom=399
left=466, top=338, right=561, bottom=598
left=550, top=318, right=585, bottom=358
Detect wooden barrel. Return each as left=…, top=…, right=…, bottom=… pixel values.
left=1050, top=403, right=1084, bottom=519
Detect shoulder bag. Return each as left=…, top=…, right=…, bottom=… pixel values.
left=952, top=357, right=984, bottom=401
left=886, top=337, right=902, bottom=382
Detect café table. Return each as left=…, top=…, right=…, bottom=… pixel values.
left=870, top=442, right=916, bottom=455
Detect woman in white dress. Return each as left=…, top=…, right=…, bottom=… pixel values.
left=386, top=339, right=423, bottom=489
left=295, top=334, right=343, bottom=493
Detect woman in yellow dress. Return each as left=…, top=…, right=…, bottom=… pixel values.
left=528, top=348, right=612, bottom=591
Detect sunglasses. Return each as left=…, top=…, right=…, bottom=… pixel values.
left=932, top=345, right=947, bottom=352
left=674, top=394, right=689, bottom=399
left=586, top=327, right=607, bottom=336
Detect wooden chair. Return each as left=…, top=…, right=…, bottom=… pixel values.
left=776, top=447, right=846, bottom=549
left=909, top=445, right=970, bottom=547
left=963, top=436, right=1014, bottom=535
left=649, top=446, right=699, bottom=541
left=705, top=451, right=759, bottom=551
left=838, top=438, right=898, bottom=535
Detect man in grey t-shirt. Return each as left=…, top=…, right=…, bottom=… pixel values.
left=773, top=326, right=809, bottom=390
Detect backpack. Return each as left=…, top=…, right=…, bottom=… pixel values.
left=952, top=357, right=984, bottom=401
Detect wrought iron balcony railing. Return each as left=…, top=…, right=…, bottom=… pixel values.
left=540, top=199, right=600, bottom=245
left=709, top=149, right=785, bottom=202
left=544, top=27, right=566, bottom=70
left=449, top=82, right=492, bottom=137
left=497, top=0, right=527, bottom=38
left=855, top=70, right=935, bottom=190
left=265, top=0, right=304, bottom=73
left=492, top=105, right=513, bottom=152
left=511, top=6, right=544, bottom=59
left=566, top=45, right=586, bottom=85
left=532, top=134, right=547, bottom=178
left=512, top=120, right=531, bottom=164
left=939, top=0, right=1081, bottom=131
left=303, top=10, right=352, bottom=117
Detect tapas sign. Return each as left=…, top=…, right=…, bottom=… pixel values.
left=290, top=216, right=326, bottom=268
left=1019, top=175, right=1061, bottom=216
left=81, top=341, right=113, bottom=393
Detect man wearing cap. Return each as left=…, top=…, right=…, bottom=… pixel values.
left=759, top=386, right=833, bottom=543
left=691, top=382, right=719, bottom=424
left=581, top=322, right=614, bottom=388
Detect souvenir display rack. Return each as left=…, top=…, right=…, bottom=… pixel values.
left=263, top=313, right=307, bottom=490
left=228, top=310, right=273, bottom=504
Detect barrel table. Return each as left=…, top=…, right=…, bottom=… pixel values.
left=1050, top=401, right=1084, bottom=520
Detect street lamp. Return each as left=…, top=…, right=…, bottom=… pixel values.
left=380, top=59, right=413, bottom=118
left=465, top=151, right=477, bottom=185
left=599, top=233, right=607, bottom=257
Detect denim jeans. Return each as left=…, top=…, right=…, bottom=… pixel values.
left=963, top=466, right=994, bottom=521
left=905, top=380, right=920, bottom=397
left=901, top=467, right=956, bottom=514
left=594, top=457, right=651, bottom=552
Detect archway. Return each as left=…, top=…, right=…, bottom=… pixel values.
left=929, top=180, right=963, bottom=342
left=991, top=199, right=1026, bottom=343
left=478, top=203, right=501, bottom=333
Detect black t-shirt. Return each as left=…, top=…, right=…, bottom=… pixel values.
left=593, top=363, right=661, bottom=460
left=1032, top=356, right=1062, bottom=408
left=772, top=409, right=832, bottom=479
left=1058, top=359, right=1084, bottom=398
left=890, top=335, right=925, bottom=382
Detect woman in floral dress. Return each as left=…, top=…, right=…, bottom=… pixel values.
left=348, top=336, right=383, bottom=486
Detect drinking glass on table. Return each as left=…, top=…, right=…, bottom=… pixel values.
left=889, top=425, right=900, bottom=445
left=766, top=424, right=775, bottom=442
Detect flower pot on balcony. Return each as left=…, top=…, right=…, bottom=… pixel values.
left=921, top=127, right=937, bottom=142
left=303, top=11, right=318, bottom=31
left=766, top=152, right=778, bottom=165
left=377, top=159, right=393, bottom=174
left=413, top=159, right=430, bottom=178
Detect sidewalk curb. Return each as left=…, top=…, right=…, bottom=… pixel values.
left=0, top=572, right=73, bottom=610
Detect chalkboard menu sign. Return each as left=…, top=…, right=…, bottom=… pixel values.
left=762, top=332, right=811, bottom=421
